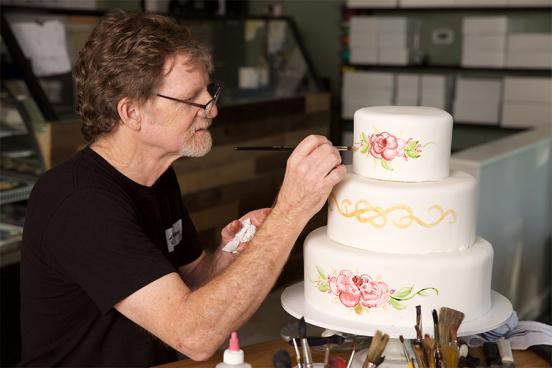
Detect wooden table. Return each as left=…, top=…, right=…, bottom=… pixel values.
left=156, top=339, right=550, bottom=368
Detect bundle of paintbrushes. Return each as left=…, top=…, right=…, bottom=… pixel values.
left=439, top=307, right=465, bottom=368
left=361, top=330, right=389, bottom=368
left=407, top=306, right=465, bottom=368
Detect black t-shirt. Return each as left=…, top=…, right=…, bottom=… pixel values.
left=20, top=147, right=203, bottom=367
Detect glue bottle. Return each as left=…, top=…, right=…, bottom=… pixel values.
left=216, top=331, right=252, bottom=368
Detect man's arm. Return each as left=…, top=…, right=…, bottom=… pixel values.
left=178, top=208, right=271, bottom=290
left=114, top=135, right=346, bottom=361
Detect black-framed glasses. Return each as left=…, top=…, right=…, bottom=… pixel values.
left=156, top=83, right=222, bottom=117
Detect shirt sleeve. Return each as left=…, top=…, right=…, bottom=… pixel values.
left=45, top=189, right=177, bottom=315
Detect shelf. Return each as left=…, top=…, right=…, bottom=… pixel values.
left=0, top=129, right=26, bottom=138
left=345, top=6, right=552, bottom=12
left=0, top=223, right=22, bottom=267
left=340, top=118, right=527, bottom=131
left=342, top=63, right=552, bottom=75
left=0, top=174, right=35, bottom=205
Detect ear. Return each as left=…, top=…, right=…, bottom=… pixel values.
left=117, top=97, right=142, bottom=132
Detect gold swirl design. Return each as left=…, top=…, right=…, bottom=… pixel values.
left=329, top=194, right=457, bottom=228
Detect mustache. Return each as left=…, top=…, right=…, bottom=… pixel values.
left=193, top=119, right=212, bottom=132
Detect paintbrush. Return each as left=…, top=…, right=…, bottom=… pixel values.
left=298, top=317, right=313, bottom=368
left=438, top=307, right=465, bottom=348
left=346, top=341, right=356, bottom=368
left=291, top=338, right=303, bottom=368
left=399, top=335, right=415, bottom=368
left=423, top=334, right=436, bottom=368
left=432, top=309, right=442, bottom=366
left=234, top=145, right=352, bottom=151
left=323, top=344, right=331, bottom=368
left=363, top=331, right=389, bottom=368
left=416, top=305, right=423, bottom=343
left=442, top=344, right=460, bottom=368
left=413, top=341, right=429, bottom=368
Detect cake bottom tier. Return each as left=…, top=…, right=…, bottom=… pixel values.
left=304, top=227, right=493, bottom=329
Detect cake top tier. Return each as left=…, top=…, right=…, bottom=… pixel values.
left=353, top=106, right=453, bottom=182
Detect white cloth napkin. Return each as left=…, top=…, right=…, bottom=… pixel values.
left=466, top=311, right=552, bottom=350
left=222, top=218, right=256, bottom=254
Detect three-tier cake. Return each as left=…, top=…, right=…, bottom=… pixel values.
left=303, top=106, right=494, bottom=329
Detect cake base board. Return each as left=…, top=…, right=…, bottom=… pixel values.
left=281, top=281, right=512, bottom=338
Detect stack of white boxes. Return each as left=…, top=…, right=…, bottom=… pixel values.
left=378, top=17, right=412, bottom=65
left=453, top=78, right=502, bottom=125
left=349, top=17, right=378, bottom=64
left=341, top=71, right=395, bottom=118
left=462, top=16, right=508, bottom=68
left=506, top=33, right=552, bottom=69
left=421, top=74, right=450, bottom=110
left=502, top=77, right=552, bottom=128
left=395, top=73, right=420, bottom=105
left=349, top=16, right=412, bottom=65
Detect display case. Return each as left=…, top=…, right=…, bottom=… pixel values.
left=0, top=34, right=48, bottom=266
left=0, top=7, right=331, bottom=284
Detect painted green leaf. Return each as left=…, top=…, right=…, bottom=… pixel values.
left=360, top=144, right=370, bottom=154
left=354, top=304, right=364, bottom=315
left=361, top=132, right=368, bottom=144
left=406, top=150, right=421, bottom=159
left=392, top=286, right=414, bottom=300
left=389, top=298, right=408, bottom=310
left=417, top=287, right=439, bottom=297
left=381, top=160, right=393, bottom=171
left=316, top=266, right=326, bottom=280
left=319, top=283, right=329, bottom=293
left=405, top=140, right=419, bottom=151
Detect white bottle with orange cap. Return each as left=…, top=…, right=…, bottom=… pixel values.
left=216, top=331, right=252, bottom=368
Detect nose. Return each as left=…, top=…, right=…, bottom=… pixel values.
left=205, top=102, right=218, bottom=119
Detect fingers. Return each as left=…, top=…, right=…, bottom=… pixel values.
left=325, top=164, right=347, bottom=187
left=288, top=135, right=331, bottom=163
left=275, top=135, right=346, bottom=221
left=221, top=220, right=241, bottom=243
left=311, top=142, right=343, bottom=180
left=239, top=207, right=272, bottom=227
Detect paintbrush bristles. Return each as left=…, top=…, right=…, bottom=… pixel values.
left=438, top=307, right=465, bottom=347
left=365, top=330, right=389, bottom=366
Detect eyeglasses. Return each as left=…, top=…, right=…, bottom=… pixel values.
left=156, top=83, right=222, bottom=117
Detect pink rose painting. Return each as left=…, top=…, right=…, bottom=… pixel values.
left=315, top=267, right=438, bottom=312
left=358, top=131, right=427, bottom=171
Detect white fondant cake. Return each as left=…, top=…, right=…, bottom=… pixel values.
left=302, top=106, right=493, bottom=332
left=304, top=227, right=493, bottom=328
left=353, top=106, right=453, bottom=182
left=327, top=169, right=477, bottom=254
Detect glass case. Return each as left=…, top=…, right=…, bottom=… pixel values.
left=1, top=7, right=325, bottom=122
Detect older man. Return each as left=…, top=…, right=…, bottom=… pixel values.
left=19, top=9, right=345, bottom=366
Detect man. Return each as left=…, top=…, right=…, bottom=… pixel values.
left=20, top=9, right=345, bottom=366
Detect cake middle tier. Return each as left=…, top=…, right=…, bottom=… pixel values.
left=328, top=169, right=477, bottom=254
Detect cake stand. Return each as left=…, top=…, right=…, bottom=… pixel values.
left=281, top=281, right=513, bottom=368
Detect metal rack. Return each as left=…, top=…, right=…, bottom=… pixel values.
left=338, top=3, right=552, bottom=142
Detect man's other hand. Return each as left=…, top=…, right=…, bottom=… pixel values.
left=220, top=208, right=272, bottom=252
